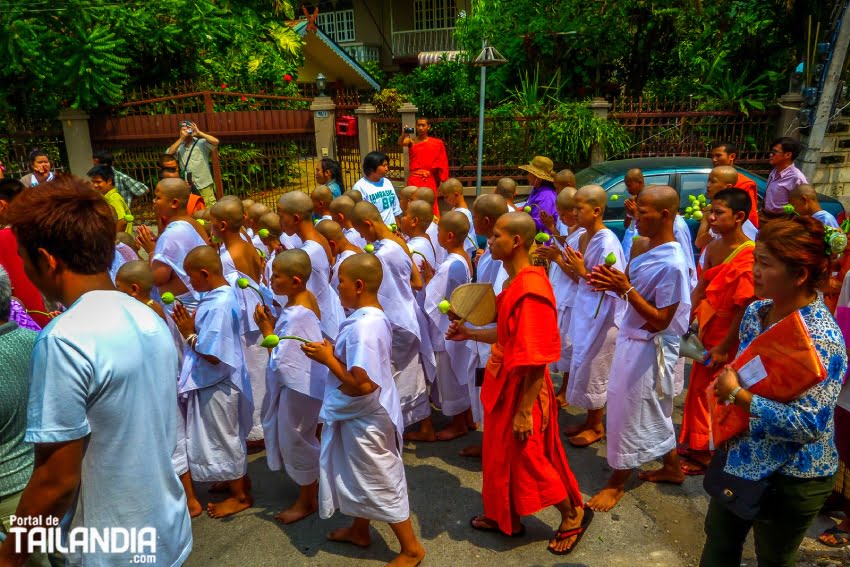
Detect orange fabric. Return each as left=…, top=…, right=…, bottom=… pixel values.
left=480, top=267, right=582, bottom=535
left=824, top=252, right=850, bottom=314
left=186, top=194, right=205, bottom=215
left=679, top=244, right=755, bottom=451
left=708, top=310, right=827, bottom=447
left=408, top=137, right=449, bottom=217
left=735, top=173, right=759, bottom=227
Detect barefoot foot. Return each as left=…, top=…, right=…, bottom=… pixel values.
left=555, top=392, right=568, bottom=409
left=587, top=487, right=625, bottom=512
left=386, top=545, right=426, bottom=567
left=404, top=429, right=437, bottom=442
left=459, top=444, right=482, bottom=458
left=435, top=423, right=469, bottom=441
left=568, top=427, right=605, bottom=447
left=327, top=526, right=371, bottom=548
left=207, top=496, right=252, bottom=519
left=275, top=500, right=318, bottom=524
left=638, top=467, right=685, bottom=485
left=563, top=422, right=589, bottom=436
left=187, top=498, right=203, bottom=518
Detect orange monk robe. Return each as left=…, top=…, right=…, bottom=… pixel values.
left=735, top=173, right=759, bottom=228
left=679, top=242, right=755, bottom=452
left=187, top=194, right=205, bottom=216
left=823, top=251, right=850, bottom=314
left=480, top=266, right=583, bottom=535
left=407, top=137, right=449, bottom=216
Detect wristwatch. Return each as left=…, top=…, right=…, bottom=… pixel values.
left=727, top=386, right=742, bottom=404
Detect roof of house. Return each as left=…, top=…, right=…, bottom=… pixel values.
left=290, top=19, right=380, bottom=91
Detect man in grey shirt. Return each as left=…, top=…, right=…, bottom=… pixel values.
left=167, top=120, right=221, bottom=206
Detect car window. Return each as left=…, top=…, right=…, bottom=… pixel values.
left=644, top=174, right=671, bottom=187
left=603, top=179, right=628, bottom=220
left=680, top=173, right=709, bottom=210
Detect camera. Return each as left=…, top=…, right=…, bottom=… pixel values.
left=404, top=127, right=415, bottom=134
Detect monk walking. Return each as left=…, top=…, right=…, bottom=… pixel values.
left=447, top=212, right=592, bottom=555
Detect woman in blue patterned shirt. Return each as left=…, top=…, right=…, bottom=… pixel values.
left=700, top=215, right=848, bottom=567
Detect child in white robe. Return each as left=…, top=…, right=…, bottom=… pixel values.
left=441, top=178, right=478, bottom=257
left=302, top=253, right=425, bottom=566
left=255, top=249, right=326, bottom=524
left=172, top=246, right=254, bottom=519
left=329, top=195, right=368, bottom=249
left=410, top=186, right=446, bottom=267
left=147, top=217, right=206, bottom=311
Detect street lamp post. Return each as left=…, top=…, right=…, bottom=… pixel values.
left=473, top=42, right=507, bottom=196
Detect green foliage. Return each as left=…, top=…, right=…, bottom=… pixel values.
left=692, top=53, right=783, bottom=114
left=542, top=102, right=631, bottom=166
left=386, top=60, right=479, bottom=117
left=372, top=89, right=407, bottom=118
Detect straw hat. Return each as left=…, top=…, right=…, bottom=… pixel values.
left=517, top=156, right=555, bottom=182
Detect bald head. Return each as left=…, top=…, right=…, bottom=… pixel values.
left=156, top=178, right=191, bottom=206
left=494, top=178, right=517, bottom=200
left=116, top=260, right=154, bottom=292
left=316, top=219, right=345, bottom=242
left=248, top=203, right=271, bottom=223
left=399, top=186, right=417, bottom=201
left=412, top=186, right=436, bottom=206
left=625, top=169, right=644, bottom=184
left=183, top=245, right=222, bottom=275
left=211, top=199, right=245, bottom=230
left=344, top=189, right=362, bottom=203
left=330, top=195, right=355, bottom=217
left=713, top=166, right=739, bottom=186
left=790, top=183, right=818, bottom=200
left=441, top=178, right=463, bottom=195
left=258, top=212, right=281, bottom=235
left=498, top=212, right=537, bottom=249
left=556, top=186, right=577, bottom=210
left=272, top=248, right=312, bottom=283
left=278, top=191, right=314, bottom=219
left=311, top=185, right=332, bottom=204
left=554, top=169, right=576, bottom=190
left=439, top=210, right=470, bottom=240
left=407, top=200, right=434, bottom=228
left=473, top=193, right=508, bottom=220
left=242, top=199, right=255, bottom=210
left=639, top=185, right=680, bottom=215
left=575, top=184, right=608, bottom=210
left=339, top=252, right=383, bottom=293
left=350, top=201, right=383, bottom=225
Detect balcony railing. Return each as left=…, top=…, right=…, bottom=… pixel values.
left=392, top=28, right=457, bottom=58
left=342, top=44, right=381, bottom=64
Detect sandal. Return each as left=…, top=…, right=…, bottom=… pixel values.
left=548, top=506, right=594, bottom=556
left=818, top=526, right=850, bottom=548
left=680, top=455, right=709, bottom=476
left=469, top=515, right=525, bottom=537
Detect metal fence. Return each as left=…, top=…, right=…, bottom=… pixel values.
left=334, top=90, right=364, bottom=190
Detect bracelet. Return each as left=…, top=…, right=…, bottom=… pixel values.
left=186, top=333, right=198, bottom=348
left=727, top=386, right=742, bottom=404
left=621, top=286, right=635, bottom=301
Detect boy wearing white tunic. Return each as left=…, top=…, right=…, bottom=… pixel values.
left=351, top=201, right=431, bottom=431
left=562, top=185, right=625, bottom=447
left=586, top=185, right=689, bottom=512
left=172, top=246, right=254, bottom=519
left=302, top=254, right=426, bottom=566
left=441, top=178, right=479, bottom=257
left=254, top=249, right=326, bottom=524
left=278, top=191, right=345, bottom=339
left=315, top=219, right=364, bottom=291
left=411, top=186, right=447, bottom=266
left=329, top=194, right=368, bottom=249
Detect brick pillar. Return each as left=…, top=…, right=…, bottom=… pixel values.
left=398, top=102, right=419, bottom=180
left=587, top=97, right=611, bottom=165
left=59, top=109, right=93, bottom=177
left=355, top=103, right=377, bottom=159
left=310, top=96, right=336, bottom=160
left=776, top=92, right=805, bottom=141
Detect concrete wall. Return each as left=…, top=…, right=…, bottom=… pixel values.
left=809, top=116, right=850, bottom=210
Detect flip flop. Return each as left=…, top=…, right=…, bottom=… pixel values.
left=680, top=454, right=709, bottom=476
left=818, top=526, right=850, bottom=548
left=469, top=515, right=526, bottom=537
left=548, top=506, right=594, bottom=556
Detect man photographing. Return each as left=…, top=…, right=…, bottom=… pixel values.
left=166, top=120, right=220, bottom=206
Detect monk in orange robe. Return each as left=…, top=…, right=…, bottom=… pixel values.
left=679, top=188, right=755, bottom=473
left=735, top=173, right=759, bottom=228
left=447, top=212, right=591, bottom=556
left=400, top=117, right=448, bottom=216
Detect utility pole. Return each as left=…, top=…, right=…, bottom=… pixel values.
left=800, top=0, right=850, bottom=180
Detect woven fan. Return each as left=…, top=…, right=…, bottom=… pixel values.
left=443, top=283, right=497, bottom=326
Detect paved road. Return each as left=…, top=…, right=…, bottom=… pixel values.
left=186, top=375, right=847, bottom=567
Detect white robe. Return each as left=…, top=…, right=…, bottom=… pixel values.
left=280, top=233, right=303, bottom=250
left=251, top=233, right=269, bottom=257
left=407, top=236, right=438, bottom=384
left=453, top=207, right=479, bottom=256
left=567, top=228, right=625, bottom=410
left=344, top=227, right=367, bottom=250
left=163, top=314, right=189, bottom=477
left=551, top=227, right=585, bottom=373
left=263, top=305, right=325, bottom=485
left=673, top=215, right=698, bottom=290
left=607, top=242, right=691, bottom=470
left=152, top=220, right=206, bottom=308
left=178, top=286, right=252, bottom=482
left=425, top=253, right=472, bottom=416
left=319, top=307, right=409, bottom=523
left=301, top=239, right=344, bottom=339
left=425, top=221, right=447, bottom=266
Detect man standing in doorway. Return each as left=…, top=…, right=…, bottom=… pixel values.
left=709, top=141, right=759, bottom=227
left=763, top=136, right=808, bottom=217
left=399, top=117, right=448, bottom=216
left=167, top=120, right=221, bottom=206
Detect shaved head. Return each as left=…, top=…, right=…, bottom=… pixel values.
left=713, top=166, right=739, bottom=186
left=115, top=231, right=138, bottom=251
left=639, top=185, right=680, bottom=214
left=412, top=186, right=436, bottom=206
left=316, top=219, right=345, bottom=242
left=184, top=245, right=222, bottom=275
left=399, top=186, right=417, bottom=200
left=495, top=178, right=517, bottom=200
left=473, top=193, right=508, bottom=220
left=211, top=198, right=245, bottom=230
left=156, top=178, right=191, bottom=206
left=498, top=212, right=537, bottom=249
left=575, top=184, right=608, bottom=210
left=440, top=178, right=463, bottom=195
left=556, top=186, right=577, bottom=210
left=350, top=201, right=383, bottom=225
left=311, top=185, right=332, bottom=204
left=116, top=260, right=154, bottom=292
left=625, top=168, right=644, bottom=184
left=242, top=199, right=255, bottom=210
left=278, top=191, right=314, bottom=219
left=439, top=210, right=470, bottom=239
left=339, top=252, right=383, bottom=292
left=248, top=203, right=271, bottom=222
left=258, top=212, right=281, bottom=235
left=554, top=169, right=576, bottom=190
left=407, top=200, right=434, bottom=228
left=329, top=195, right=355, bottom=217
left=344, top=189, right=362, bottom=202
left=272, top=248, right=312, bottom=282
left=791, top=183, right=818, bottom=200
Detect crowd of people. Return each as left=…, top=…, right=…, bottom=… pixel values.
left=0, top=126, right=848, bottom=567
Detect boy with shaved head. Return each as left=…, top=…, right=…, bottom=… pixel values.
left=173, top=246, right=253, bottom=519
left=246, top=203, right=271, bottom=254
left=587, top=185, right=690, bottom=511
left=441, top=178, right=478, bottom=257
left=210, top=198, right=269, bottom=446
left=695, top=166, right=759, bottom=250
left=278, top=191, right=345, bottom=339
left=254, top=249, right=325, bottom=524
left=563, top=185, right=625, bottom=447
left=790, top=183, right=839, bottom=228
left=136, top=178, right=209, bottom=311
left=329, top=195, right=367, bottom=249
left=400, top=200, right=438, bottom=275
left=302, top=254, right=426, bottom=567
left=447, top=212, right=590, bottom=555
left=554, top=169, right=577, bottom=193
left=316, top=219, right=363, bottom=291
left=398, top=185, right=417, bottom=214
left=494, top=178, right=518, bottom=211
left=620, top=168, right=645, bottom=261
left=351, top=201, right=431, bottom=430
left=310, top=185, right=334, bottom=222
left=411, top=186, right=447, bottom=266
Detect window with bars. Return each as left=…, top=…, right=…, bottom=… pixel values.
left=315, top=9, right=355, bottom=43
left=414, top=0, right=456, bottom=30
